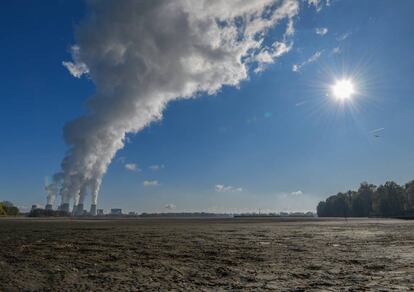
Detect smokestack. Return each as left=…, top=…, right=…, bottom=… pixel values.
left=90, top=204, right=97, bottom=216
left=45, top=204, right=53, bottom=211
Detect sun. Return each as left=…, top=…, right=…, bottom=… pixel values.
left=331, top=79, right=355, bottom=100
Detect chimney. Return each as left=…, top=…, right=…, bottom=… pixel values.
left=90, top=204, right=97, bottom=216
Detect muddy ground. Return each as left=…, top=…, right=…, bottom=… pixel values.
left=0, top=217, right=413, bottom=291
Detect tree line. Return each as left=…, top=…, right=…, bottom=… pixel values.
left=0, top=201, right=19, bottom=216
left=317, top=180, right=414, bottom=218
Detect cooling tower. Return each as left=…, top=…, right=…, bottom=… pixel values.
left=75, top=204, right=84, bottom=216
left=45, top=204, right=53, bottom=211
left=90, top=204, right=97, bottom=216
left=60, top=203, right=70, bottom=213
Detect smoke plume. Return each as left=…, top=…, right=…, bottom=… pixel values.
left=55, top=0, right=300, bottom=208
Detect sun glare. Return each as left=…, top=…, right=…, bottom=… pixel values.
left=332, top=79, right=355, bottom=100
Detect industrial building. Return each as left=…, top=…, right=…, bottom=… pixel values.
left=110, top=208, right=122, bottom=215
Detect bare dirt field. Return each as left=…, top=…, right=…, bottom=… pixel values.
left=0, top=217, right=413, bottom=291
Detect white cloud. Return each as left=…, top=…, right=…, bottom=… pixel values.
left=254, top=41, right=292, bottom=73
left=215, top=184, right=243, bottom=193
left=149, top=164, right=165, bottom=171
left=332, top=47, right=341, bottom=54
left=292, top=64, right=300, bottom=72
left=337, top=32, right=351, bottom=41
left=125, top=163, right=140, bottom=172
left=295, top=100, right=307, bottom=107
left=62, top=61, right=89, bottom=78
left=370, top=128, right=385, bottom=133
left=290, top=190, right=303, bottom=196
left=292, top=50, right=323, bottom=72
left=143, top=180, right=159, bottom=187
left=62, top=46, right=89, bottom=78
left=164, top=203, right=176, bottom=210
left=285, top=18, right=295, bottom=36
left=307, top=51, right=323, bottom=63
left=315, top=27, right=328, bottom=36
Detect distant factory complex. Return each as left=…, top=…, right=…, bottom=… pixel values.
left=32, top=201, right=123, bottom=217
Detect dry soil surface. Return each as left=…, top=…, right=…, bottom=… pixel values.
left=0, top=217, right=413, bottom=291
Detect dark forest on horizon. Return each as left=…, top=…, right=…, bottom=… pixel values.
left=317, top=180, right=414, bottom=218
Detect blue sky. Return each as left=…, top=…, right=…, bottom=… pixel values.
left=1, top=0, right=414, bottom=213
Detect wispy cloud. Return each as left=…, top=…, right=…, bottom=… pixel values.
left=125, top=163, right=141, bottom=172
left=370, top=128, right=385, bottom=133
left=370, top=128, right=385, bottom=136
left=290, top=190, right=303, bottom=196
left=295, top=100, right=308, bottom=107
left=143, top=180, right=159, bottom=187
left=332, top=47, right=341, bottom=54
left=149, top=164, right=165, bottom=171
left=215, top=184, right=243, bottom=193
left=315, top=27, right=328, bottom=36
left=254, top=42, right=292, bottom=73
left=278, top=190, right=305, bottom=199
left=292, top=50, right=323, bottom=72
left=337, top=32, right=351, bottom=41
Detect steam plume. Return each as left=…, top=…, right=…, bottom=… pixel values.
left=55, top=0, right=300, bottom=208
left=45, top=173, right=63, bottom=207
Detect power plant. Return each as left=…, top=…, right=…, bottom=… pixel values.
left=44, top=183, right=98, bottom=216
left=110, top=208, right=122, bottom=215
left=44, top=175, right=101, bottom=216
left=42, top=0, right=299, bottom=218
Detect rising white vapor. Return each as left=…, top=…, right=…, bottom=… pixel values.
left=55, top=0, right=301, bottom=209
